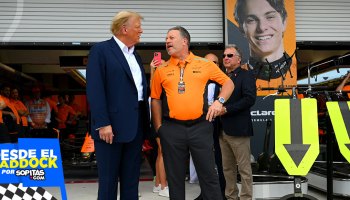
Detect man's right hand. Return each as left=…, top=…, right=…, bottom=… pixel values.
left=99, top=125, right=114, bottom=144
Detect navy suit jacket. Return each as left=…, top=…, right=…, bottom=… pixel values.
left=221, top=67, right=256, bottom=136
left=86, top=38, right=150, bottom=142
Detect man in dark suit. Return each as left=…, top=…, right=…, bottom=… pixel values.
left=86, top=11, right=150, bottom=200
left=218, top=44, right=256, bottom=200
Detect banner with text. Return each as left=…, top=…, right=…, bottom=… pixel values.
left=0, top=138, right=67, bottom=200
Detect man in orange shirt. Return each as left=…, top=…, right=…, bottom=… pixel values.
left=42, top=91, right=58, bottom=129
left=66, top=94, right=82, bottom=134
left=1, top=85, right=20, bottom=143
left=56, top=94, right=77, bottom=141
left=10, top=88, right=29, bottom=138
left=151, top=26, right=234, bottom=199
left=0, top=94, right=10, bottom=143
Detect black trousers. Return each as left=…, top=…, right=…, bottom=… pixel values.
left=0, top=123, right=10, bottom=143
left=29, top=128, right=58, bottom=138
left=213, top=119, right=226, bottom=194
left=159, top=120, right=222, bottom=200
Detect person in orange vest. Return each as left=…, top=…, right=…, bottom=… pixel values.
left=66, top=94, right=82, bottom=134
left=42, top=90, right=58, bottom=129
left=0, top=94, right=11, bottom=143
left=10, top=88, right=29, bottom=138
left=151, top=26, right=234, bottom=199
left=1, top=85, right=20, bottom=143
left=56, top=94, right=77, bottom=141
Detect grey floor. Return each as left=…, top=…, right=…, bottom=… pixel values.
left=43, top=159, right=334, bottom=200
left=45, top=181, right=201, bottom=200
left=44, top=181, right=332, bottom=200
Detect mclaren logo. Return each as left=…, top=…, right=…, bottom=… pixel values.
left=251, top=110, right=275, bottom=116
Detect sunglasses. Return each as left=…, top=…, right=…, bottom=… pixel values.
left=222, top=54, right=239, bottom=58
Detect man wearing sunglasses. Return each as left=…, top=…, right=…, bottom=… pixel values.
left=218, top=44, right=257, bottom=200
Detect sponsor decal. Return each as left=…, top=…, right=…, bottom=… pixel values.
left=326, top=101, right=350, bottom=163
left=0, top=138, right=67, bottom=200
left=275, top=99, right=319, bottom=175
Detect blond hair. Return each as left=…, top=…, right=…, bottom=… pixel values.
left=110, top=11, right=143, bottom=35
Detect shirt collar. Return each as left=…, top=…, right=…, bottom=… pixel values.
left=227, top=66, right=242, bottom=77
left=113, top=35, right=135, bottom=55
left=169, top=52, right=195, bottom=66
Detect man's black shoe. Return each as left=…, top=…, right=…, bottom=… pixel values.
left=194, top=194, right=203, bottom=200
left=194, top=193, right=226, bottom=200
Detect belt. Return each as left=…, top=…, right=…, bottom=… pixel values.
left=164, top=115, right=205, bottom=126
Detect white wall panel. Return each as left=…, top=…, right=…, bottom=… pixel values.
left=0, top=0, right=223, bottom=44
left=295, top=0, right=350, bottom=42
left=3, top=0, right=348, bottom=44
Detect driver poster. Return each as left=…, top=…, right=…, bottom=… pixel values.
left=225, top=0, right=297, bottom=96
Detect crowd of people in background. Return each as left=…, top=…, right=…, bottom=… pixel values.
left=0, top=85, right=83, bottom=144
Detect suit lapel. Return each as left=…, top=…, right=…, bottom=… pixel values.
left=108, top=38, right=134, bottom=82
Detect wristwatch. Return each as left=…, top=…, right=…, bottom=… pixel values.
left=217, top=96, right=225, bottom=104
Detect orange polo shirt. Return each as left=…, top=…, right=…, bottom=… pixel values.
left=57, top=104, right=76, bottom=129
left=11, top=99, right=28, bottom=126
left=2, top=96, right=20, bottom=124
left=151, top=52, right=230, bottom=120
left=45, top=97, right=58, bottom=113
left=0, top=96, right=4, bottom=123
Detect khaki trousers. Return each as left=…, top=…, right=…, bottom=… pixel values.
left=219, top=132, right=252, bottom=200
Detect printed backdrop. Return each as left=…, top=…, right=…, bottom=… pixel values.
left=225, top=0, right=297, bottom=96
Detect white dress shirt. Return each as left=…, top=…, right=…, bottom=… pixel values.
left=113, top=36, right=144, bottom=101
left=207, top=83, right=216, bottom=105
